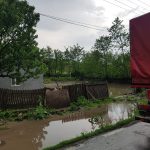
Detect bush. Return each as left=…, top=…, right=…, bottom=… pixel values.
left=27, top=101, right=48, bottom=120
left=69, top=103, right=80, bottom=111
left=75, top=96, right=91, bottom=106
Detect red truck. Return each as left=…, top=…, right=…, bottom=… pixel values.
left=130, top=12, right=150, bottom=122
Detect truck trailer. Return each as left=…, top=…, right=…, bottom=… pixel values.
left=130, top=12, right=150, bottom=122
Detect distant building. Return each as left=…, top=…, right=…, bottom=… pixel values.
left=0, top=75, right=44, bottom=90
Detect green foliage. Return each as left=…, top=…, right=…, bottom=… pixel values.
left=94, top=36, right=111, bottom=79
left=68, top=96, right=103, bottom=111
left=29, top=103, right=48, bottom=120
left=0, top=110, right=27, bottom=121
left=0, top=0, right=46, bottom=81
left=42, top=17, right=130, bottom=80
left=75, top=96, right=91, bottom=106
left=69, top=103, right=80, bottom=111
left=0, top=101, right=48, bottom=121
left=42, top=44, right=84, bottom=78
left=69, top=96, right=92, bottom=111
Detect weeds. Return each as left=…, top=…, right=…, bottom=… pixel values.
left=0, top=93, right=147, bottom=121
left=0, top=101, right=49, bottom=121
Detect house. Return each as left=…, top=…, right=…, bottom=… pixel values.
left=0, top=75, right=44, bottom=90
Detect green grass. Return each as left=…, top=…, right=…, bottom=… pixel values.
left=138, top=98, right=147, bottom=105
left=43, top=117, right=134, bottom=150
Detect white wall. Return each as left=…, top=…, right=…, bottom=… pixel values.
left=0, top=75, right=44, bottom=90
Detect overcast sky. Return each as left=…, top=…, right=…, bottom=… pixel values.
left=27, top=0, right=150, bottom=51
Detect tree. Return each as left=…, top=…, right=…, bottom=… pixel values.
left=64, top=48, right=72, bottom=76
left=69, top=44, right=84, bottom=74
left=53, top=49, right=64, bottom=75
left=41, top=46, right=54, bottom=76
left=80, top=50, right=102, bottom=78
left=94, top=36, right=111, bottom=79
left=0, top=0, right=46, bottom=82
left=108, top=17, right=130, bottom=77
left=64, top=44, right=84, bottom=77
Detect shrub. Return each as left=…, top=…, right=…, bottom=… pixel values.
left=27, top=101, right=48, bottom=120
left=69, top=103, right=80, bottom=111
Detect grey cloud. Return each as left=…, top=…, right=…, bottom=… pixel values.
left=27, top=0, right=107, bottom=50
left=27, top=0, right=105, bottom=31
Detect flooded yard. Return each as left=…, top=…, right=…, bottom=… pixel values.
left=0, top=102, right=136, bottom=150
left=45, top=82, right=132, bottom=97
left=108, top=83, right=132, bottom=97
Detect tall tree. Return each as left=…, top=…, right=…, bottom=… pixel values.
left=41, top=46, right=54, bottom=76
left=64, top=44, right=84, bottom=77
left=69, top=44, right=84, bottom=74
left=64, top=48, right=72, bottom=76
left=108, top=17, right=130, bottom=77
left=94, top=36, right=111, bottom=79
left=80, top=50, right=102, bottom=78
left=0, top=0, right=46, bottom=82
left=53, top=49, right=64, bottom=75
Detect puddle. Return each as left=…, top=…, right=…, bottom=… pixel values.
left=0, top=102, right=136, bottom=150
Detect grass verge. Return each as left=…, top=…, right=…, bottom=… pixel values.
left=43, top=117, right=134, bottom=150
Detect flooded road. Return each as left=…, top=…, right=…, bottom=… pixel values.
left=0, top=102, right=135, bottom=150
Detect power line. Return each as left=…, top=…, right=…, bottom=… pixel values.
left=40, top=13, right=106, bottom=29
left=41, top=14, right=105, bottom=29
left=126, top=0, right=139, bottom=6
left=126, top=0, right=149, bottom=11
left=137, top=0, right=150, bottom=8
left=103, top=0, right=145, bottom=16
left=39, top=1, right=149, bottom=31
left=40, top=13, right=107, bottom=31
left=102, top=0, right=127, bottom=11
left=113, top=0, right=144, bottom=14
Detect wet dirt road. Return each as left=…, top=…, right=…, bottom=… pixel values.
left=66, top=121, right=150, bottom=150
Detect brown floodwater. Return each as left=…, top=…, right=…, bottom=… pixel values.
left=108, top=83, right=132, bottom=97
left=0, top=102, right=136, bottom=150
left=45, top=82, right=132, bottom=97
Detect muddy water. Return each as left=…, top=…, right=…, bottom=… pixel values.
left=45, top=82, right=132, bottom=97
left=0, top=102, right=135, bottom=150
left=108, top=83, right=132, bottom=97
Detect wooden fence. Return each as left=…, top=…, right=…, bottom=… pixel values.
left=86, top=83, right=109, bottom=99
left=62, top=82, right=109, bottom=101
left=0, top=88, right=46, bottom=109
left=62, top=84, right=86, bottom=102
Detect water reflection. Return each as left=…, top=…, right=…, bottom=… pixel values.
left=0, top=102, right=136, bottom=150
left=88, top=102, right=135, bottom=128
left=108, top=103, right=135, bottom=123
